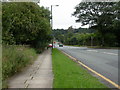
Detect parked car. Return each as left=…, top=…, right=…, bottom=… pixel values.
left=48, top=44, right=52, bottom=47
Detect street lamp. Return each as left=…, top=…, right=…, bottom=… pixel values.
left=51, top=5, right=59, bottom=49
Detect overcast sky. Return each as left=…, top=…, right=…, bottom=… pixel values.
left=40, top=0, right=89, bottom=29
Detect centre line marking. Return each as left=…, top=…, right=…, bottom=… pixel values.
left=103, top=52, right=118, bottom=56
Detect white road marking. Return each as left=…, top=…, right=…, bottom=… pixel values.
left=103, top=52, right=118, bottom=56
left=86, top=50, right=98, bottom=52
left=86, top=50, right=118, bottom=56
left=62, top=46, right=118, bottom=56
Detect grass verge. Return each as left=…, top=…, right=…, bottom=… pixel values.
left=52, top=48, right=108, bottom=88
left=2, top=45, right=38, bottom=88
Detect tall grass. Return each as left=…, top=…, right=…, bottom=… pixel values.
left=2, top=45, right=38, bottom=88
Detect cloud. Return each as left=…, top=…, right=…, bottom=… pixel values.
left=40, top=0, right=89, bottom=29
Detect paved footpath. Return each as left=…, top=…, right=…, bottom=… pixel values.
left=8, top=49, right=53, bottom=88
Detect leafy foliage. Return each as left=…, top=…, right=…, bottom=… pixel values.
left=2, top=2, right=51, bottom=50
left=72, top=2, right=120, bottom=46
left=53, top=28, right=96, bottom=46
left=53, top=26, right=118, bottom=46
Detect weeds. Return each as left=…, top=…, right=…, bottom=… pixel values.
left=2, top=45, right=37, bottom=88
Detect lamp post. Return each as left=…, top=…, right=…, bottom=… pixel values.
left=51, top=5, right=59, bottom=49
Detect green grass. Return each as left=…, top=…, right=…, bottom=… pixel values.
left=2, top=45, right=38, bottom=88
left=52, top=48, right=108, bottom=88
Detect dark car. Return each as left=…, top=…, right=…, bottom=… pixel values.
left=59, top=44, right=63, bottom=47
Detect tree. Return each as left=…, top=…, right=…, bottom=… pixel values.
left=73, top=2, right=119, bottom=46
left=2, top=2, right=51, bottom=50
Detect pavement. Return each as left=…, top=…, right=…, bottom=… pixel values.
left=57, top=46, right=118, bottom=88
left=8, top=49, right=53, bottom=88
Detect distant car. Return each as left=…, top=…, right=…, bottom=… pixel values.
left=59, top=44, right=63, bottom=47
left=48, top=44, right=52, bottom=47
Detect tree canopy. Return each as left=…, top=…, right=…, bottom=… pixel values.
left=2, top=2, right=52, bottom=50
left=72, top=2, right=120, bottom=46
left=73, top=2, right=118, bottom=26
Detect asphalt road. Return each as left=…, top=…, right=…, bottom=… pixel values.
left=57, top=46, right=119, bottom=87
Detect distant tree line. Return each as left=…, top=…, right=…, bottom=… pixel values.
left=53, top=25, right=119, bottom=47
left=53, top=2, right=120, bottom=47
left=53, top=28, right=96, bottom=46
left=2, top=2, right=52, bottom=52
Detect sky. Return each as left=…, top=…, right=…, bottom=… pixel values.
left=40, top=0, right=89, bottom=29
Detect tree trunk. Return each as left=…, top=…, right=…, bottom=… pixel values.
left=101, top=37, right=104, bottom=46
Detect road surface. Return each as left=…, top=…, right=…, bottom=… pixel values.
left=57, top=46, right=118, bottom=87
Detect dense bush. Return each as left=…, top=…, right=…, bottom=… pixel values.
left=2, top=2, right=51, bottom=50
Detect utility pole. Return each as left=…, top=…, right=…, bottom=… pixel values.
left=50, top=5, right=59, bottom=49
